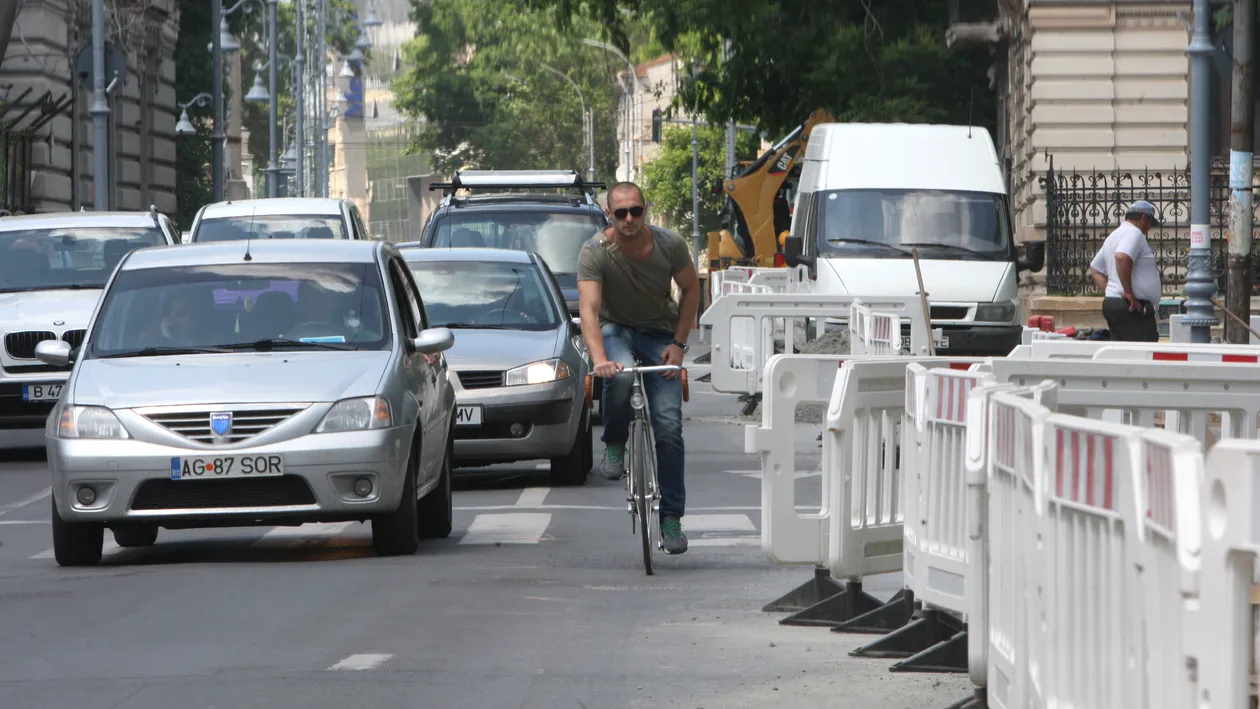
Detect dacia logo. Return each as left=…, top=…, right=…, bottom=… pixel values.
left=210, top=411, right=233, bottom=439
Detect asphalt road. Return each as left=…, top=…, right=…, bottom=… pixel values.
left=0, top=344, right=971, bottom=708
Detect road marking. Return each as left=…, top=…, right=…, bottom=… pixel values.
left=456, top=504, right=617, bottom=512
left=515, top=487, right=549, bottom=508
left=327, top=653, right=393, bottom=671
left=0, top=519, right=46, bottom=525
left=459, top=513, right=551, bottom=545
left=252, top=522, right=356, bottom=545
left=729, top=469, right=822, bottom=480
left=0, top=487, right=51, bottom=517
left=688, top=537, right=761, bottom=547
left=31, top=539, right=120, bottom=560
left=684, top=514, right=758, bottom=533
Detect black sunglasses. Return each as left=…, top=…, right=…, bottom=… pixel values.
left=613, top=206, right=645, bottom=220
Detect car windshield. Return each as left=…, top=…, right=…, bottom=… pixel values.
left=407, top=259, right=561, bottom=331
left=429, top=211, right=602, bottom=285
left=0, top=226, right=169, bottom=292
left=194, top=214, right=348, bottom=242
left=815, top=188, right=1012, bottom=259
left=87, top=262, right=391, bottom=358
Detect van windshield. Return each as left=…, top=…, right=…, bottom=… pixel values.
left=815, top=189, right=1012, bottom=260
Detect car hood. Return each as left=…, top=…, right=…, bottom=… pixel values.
left=71, top=351, right=392, bottom=409
left=818, top=257, right=1012, bottom=303
left=0, top=289, right=102, bottom=328
left=446, top=328, right=561, bottom=371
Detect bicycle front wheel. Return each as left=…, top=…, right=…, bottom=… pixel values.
left=629, top=418, right=653, bottom=576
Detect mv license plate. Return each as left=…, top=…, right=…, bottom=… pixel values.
left=900, top=335, right=951, bottom=351
left=22, top=383, right=62, bottom=402
left=170, top=454, right=285, bottom=480
left=455, top=405, right=483, bottom=427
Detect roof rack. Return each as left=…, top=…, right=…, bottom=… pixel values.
left=430, top=170, right=606, bottom=207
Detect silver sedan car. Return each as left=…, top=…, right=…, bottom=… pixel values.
left=399, top=247, right=592, bottom=485
left=36, top=239, right=457, bottom=566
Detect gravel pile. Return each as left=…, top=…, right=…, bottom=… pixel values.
left=738, top=329, right=850, bottom=423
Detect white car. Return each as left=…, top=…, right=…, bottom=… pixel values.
left=0, top=209, right=181, bottom=448
left=188, top=198, right=372, bottom=242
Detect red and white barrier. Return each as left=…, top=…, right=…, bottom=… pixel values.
left=850, top=300, right=901, bottom=356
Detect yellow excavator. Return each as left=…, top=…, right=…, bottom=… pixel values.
left=706, top=108, right=835, bottom=270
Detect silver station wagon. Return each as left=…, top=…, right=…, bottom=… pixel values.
left=36, top=239, right=456, bottom=566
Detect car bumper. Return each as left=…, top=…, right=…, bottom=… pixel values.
left=46, top=425, right=414, bottom=525
left=935, top=325, right=1022, bottom=356
left=452, top=377, right=581, bottom=465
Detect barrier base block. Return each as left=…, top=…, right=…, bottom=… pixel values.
left=738, top=393, right=760, bottom=417
left=941, top=689, right=987, bottom=709
left=778, top=578, right=883, bottom=627
left=693, top=351, right=712, bottom=364
left=763, top=567, right=846, bottom=614
left=830, top=588, right=914, bottom=635
left=850, top=608, right=966, bottom=672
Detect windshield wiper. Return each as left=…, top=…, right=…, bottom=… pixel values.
left=99, top=345, right=232, bottom=359
left=826, top=239, right=911, bottom=256
left=218, top=338, right=358, bottom=351
left=900, top=242, right=998, bottom=257
left=0, top=284, right=96, bottom=294
left=436, top=323, right=513, bottom=330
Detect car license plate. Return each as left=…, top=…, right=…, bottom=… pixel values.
left=455, top=405, right=483, bottom=427
left=900, top=335, right=950, bottom=351
left=22, top=383, right=62, bottom=402
left=169, top=454, right=285, bottom=480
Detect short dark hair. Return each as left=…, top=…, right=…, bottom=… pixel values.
left=607, top=181, right=645, bottom=204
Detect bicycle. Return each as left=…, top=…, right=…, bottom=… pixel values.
left=586, top=362, right=689, bottom=575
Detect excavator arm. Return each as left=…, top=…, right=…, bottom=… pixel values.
left=707, top=108, right=835, bottom=269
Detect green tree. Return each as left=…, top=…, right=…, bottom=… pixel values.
left=393, top=0, right=625, bottom=177
left=641, top=125, right=758, bottom=241
left=531, top=0, right=996, bottom=137
left=173, top=0, right=214, bottom=227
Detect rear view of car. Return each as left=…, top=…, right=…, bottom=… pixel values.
left=188, top=198, right=370, bottom=242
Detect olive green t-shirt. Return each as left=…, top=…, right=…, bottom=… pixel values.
left=576, top=225, right=694, bottom=333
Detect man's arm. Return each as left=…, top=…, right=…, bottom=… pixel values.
left=578, top=279, right=621, bottom=377
left=1114, top=253, right=1140, bottom=310
left=671, top=261, right=701, bottom=347
left=1090, top=269, right=1108, bottom=292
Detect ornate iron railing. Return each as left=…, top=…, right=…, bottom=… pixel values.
left=1039, top=154, right=1260, bottom=296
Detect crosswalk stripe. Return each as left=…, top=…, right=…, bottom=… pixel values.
left=515, top=487, right=549, bottom=507
left=459, top=513, right=551, bottom=545
left=327, top=653, right=393, bottom=671
left=251, top=522, right=357, bottom=545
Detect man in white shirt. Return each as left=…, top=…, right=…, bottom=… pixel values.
left=1088, top=200, right=1163, bottom=341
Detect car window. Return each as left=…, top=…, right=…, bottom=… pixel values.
left=0, top=226, right=169, bottom=292
left=406, top=259, right=562, bottom=331
left=428, top=211, right=603, bottom=282
left=88, top=262, right=390, bottom=357
left=387, top=259, right=421, bottom=339
left=194, top=214, right=349, bottom=242
left=349, top=204, right=369, bottom=239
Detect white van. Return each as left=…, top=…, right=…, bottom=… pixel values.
left=783, top=122, right=1044, bottom=356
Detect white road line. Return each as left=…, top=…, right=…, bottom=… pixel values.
left=0, top=487, right=51, bottom=517
left=456, top=504, right=617, bottom=512
left=688, top=538, right=761, bottom=547
left=683, top=514, right=758, bottom=534
left=459, top=513, right=551, bottom=545
left=251, top=522, right=356, bottom=545
left=514, top=487, right=549, bottom=508
left=31, top=540, right=120, bottom=560
left=0, top=519, right=46, bottom=525
left=326, top=653, right=393, bottom=671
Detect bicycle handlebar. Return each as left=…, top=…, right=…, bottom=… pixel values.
left=588, top=364, right=683, bottom=377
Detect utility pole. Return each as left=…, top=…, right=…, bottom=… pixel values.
left=587, top=107, right=596, bottom=182
left=90, top=0, right=110, bottom=210
left=316, top=0, right=327, bottom=197
left=1226, top=0, right=1256, bottom=344
left=295, top=0, right=305, bottom=197
left=210, top=0, right=225, bottom=202
left=724, top=40, right=735, bottom=179
left=267, top=0, right=279, bottom=197
left=1184, top=0, right=1220, bottom=343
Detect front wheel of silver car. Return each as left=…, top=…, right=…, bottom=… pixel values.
left=418, top=427, right=454, bottom=539
left=112, top=523, right=158, bottom=548
left=51, top=497, right=104, bottom=567
left=550, top=406, right=592, bottom=487
left=371, top=441, right=421, bottom=556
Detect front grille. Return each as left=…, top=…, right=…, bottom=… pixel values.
left=131, top=476, right=316, bottom=510
left=930, top=306, right=970, bottom=320
left=458, top=370, right=503, bottom=390
left=5, top=331, right=55, bottom=360
left=143, top=407, right=305, bottom=444
left=62, top=329, right=86, bottom=348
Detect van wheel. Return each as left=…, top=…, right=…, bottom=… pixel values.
left=372, top=442, right=421, bottom=556
left=418, top=429, right=454, bottom=539
left=113, top=523, right=158, bottom=547
left=51, top=497, right=103, bottom=567
left=550, top=408, right=591, bottom=486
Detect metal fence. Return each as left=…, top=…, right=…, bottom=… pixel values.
left=365, top=122, right=428, bottom=243
left=1040, top=155, right=1260, bottom=296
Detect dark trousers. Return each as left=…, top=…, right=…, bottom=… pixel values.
left=1102, top=297, right=1159, bottom=342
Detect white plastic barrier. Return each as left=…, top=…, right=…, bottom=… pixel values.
left=849, top=301, right=901, bottom=356
left=750, top=355, right=981, bottom=566
left=701, top=292, right=933, bottom=394
left=1019, top=326, right=1070, bottom=344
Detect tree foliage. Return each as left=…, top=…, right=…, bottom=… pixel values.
left=393, top=0, right=626, bottom=177
left=173, top=0, right=214, bottom=228
left=641, top=125, right=758, bottom=240
left=530, top=0, right=997, bottom=138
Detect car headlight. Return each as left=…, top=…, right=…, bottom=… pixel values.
left=975, top=302, right=1017, bottom=323
left=315, top=396, right=392, bottom=433
left=58, top=405, right=130, bottom=439
left=504, top=358, right=572, bottom=386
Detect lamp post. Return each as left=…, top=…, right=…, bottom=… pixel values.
left=244, top=53, right=296, bottom=198
left=583, top=38, right=637, bottom=181
left=1184, top=0, right=1220, bottom=341
left=540, top=63, right=594, bottom=182
left=90, top=0, right=110, bottom=210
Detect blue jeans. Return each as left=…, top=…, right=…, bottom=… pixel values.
left=600, top=323, right=686, bottom=519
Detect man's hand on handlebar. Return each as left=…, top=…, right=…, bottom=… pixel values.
left=592, top=360, right=623, bottom=378
left=659, top=344, right=684, bottom=379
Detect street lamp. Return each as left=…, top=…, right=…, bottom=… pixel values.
left=209, top=0, right=262, bottom=202
left=363, top=3, right=383, bottom=28
left=583, top=38, right=638, bottom=181
left=540, top=63, right=594, bottom=182
left=175, top=93, right=213, bottom=136
left=244, top=70, right=269, bottom=103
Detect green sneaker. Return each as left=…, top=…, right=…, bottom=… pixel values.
left=660, top=515, right=688, bottom=554
left=600, top=444, right=625, bottom=480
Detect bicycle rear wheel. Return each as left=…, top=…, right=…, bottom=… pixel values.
left=629, top=418, right=653, bottom=575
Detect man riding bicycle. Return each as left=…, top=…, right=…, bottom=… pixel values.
left=577, top=181, right=701, bottom=555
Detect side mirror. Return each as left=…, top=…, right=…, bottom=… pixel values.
left=412, top=327, right=455, bottom=355
left=1017, top=240, right=1045, bottom=273
left=782, top=234, right=813, bottom=269
left=35, top=339, right=73, bottom=367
